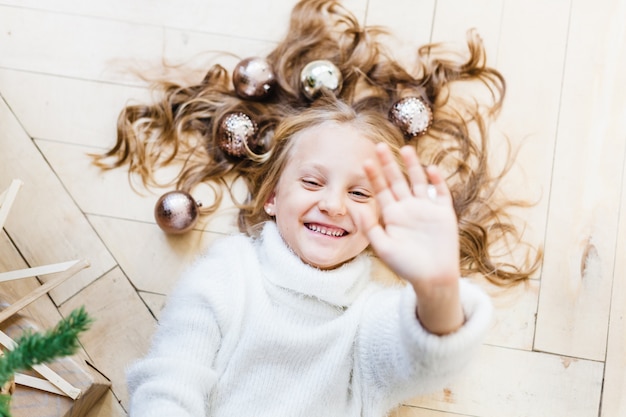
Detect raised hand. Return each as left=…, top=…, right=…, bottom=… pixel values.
left=358, top=143, right=464, bottom=334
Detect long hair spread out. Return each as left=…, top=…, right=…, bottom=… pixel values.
left=92, top=0, right=542, bottom=286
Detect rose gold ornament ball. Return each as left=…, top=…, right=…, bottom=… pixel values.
left=232, top=57, right=276, bottom=100
left=299, top=60, right=343, bottom=100
left=388, top=96, right=433, bottom=138
left=154, top=191, right=200, bottom=234
left=217, top=112, right=259, bottom=157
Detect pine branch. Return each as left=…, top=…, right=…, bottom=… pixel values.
left=0, top=306, right=93, bottom=401
left=0, top=394, right=11, bottom=417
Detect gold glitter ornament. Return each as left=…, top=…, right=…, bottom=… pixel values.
left=217, top=112, right=259, bottom=157
left=388, top=97, right=433, bottom=138
left=232, top=57, right=276, bottom=100
left=299, top=60, right=343, bottom=100
left=154, top=191, right=201, bottom=234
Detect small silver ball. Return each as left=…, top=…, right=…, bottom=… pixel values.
left=299, top=60, right=343, bottom=100
left=154, top=191, right=200, bottom=234
left=232, top=57, right=276, bottom=100
left=217, top=112, right=259, bottom=157
left=388, top=97, right=433, bottom=138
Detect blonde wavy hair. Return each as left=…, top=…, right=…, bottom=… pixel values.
left=93, top=0, right=541, bottom=285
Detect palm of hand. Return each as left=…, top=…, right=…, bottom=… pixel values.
left=360, top=144, right=460, bottom=288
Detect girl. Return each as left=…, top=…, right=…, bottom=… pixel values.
left=93, top=0, right=542, bottom=415
left=125, top=97, right=493, bottom=416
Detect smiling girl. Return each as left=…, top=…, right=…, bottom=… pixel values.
left=126, top=98, right=489, bottom=416
left=93, top=0, right=542, bottom=415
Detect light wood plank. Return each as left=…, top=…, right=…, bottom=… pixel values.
left=480, top=279, right=539, bottom=350
left=534, top=0, right=626, bottom=361
left=162, top=29, right=276, bottom=81
left=407, top=345, right=603, bottom=417
left=59, top=267, right=157, bottom=408
left=364, top=0, right=434, bottom=69
left=601, top=195, right=626, bottom=415
left=0, top=6, right=163, bottom=84
left=489, top=0, right=571, bottom=268
left=87, top=215, right=223, bottom=294
left=0, top=0, right=299, bottom=42
left=431, top=0, right=503, bottom=62
left=0, top=97, right=116, bottom=305
left=84, top=389, right=128, bottom=417
left=601, top=42, right=626, bottom=413
left=138, top=291, right=167, bottom=321
left=395, top=406, right=467, bottom=417
left=0, top=68, right=149, bottom=148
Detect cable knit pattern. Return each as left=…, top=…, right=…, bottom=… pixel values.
left=127, top=222, right=493, bottom=417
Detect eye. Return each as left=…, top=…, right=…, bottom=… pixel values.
left=301, top=178, right=322, bottom=189
left=349, top=189, right=371, bottom=201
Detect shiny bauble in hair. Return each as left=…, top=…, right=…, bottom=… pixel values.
left=154, top=191, right=200, bottom=234
left=232, top=57, right=276, bottom=100
left=217, top=112, right=259, bottom=157
left=299, top=60, right=343, bottom=100
left=388, top=97, right=433, bottom=138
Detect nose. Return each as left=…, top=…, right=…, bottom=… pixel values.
left=319, top=188, right=347, bottom=216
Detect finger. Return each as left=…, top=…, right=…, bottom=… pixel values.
left=352, top=205, right=391, bottom=252
left=376, top=143, right=412, bottom=200
left=363, top=158, right=396, bottom=208
left=400, top=146, right=429, bottom=197
left=355, top=211, right=393, bottom=257
left=363, top=223, right=391, bottom=256
left=425, top=165, right=452, bottom=200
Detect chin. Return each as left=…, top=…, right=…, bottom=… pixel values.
left=305, top=255, right=352, bottom=270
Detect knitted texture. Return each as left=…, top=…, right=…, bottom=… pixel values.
left=127, top=222, right=493, bottom=417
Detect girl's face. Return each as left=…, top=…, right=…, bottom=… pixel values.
left=265, top=121, right=379, bottom=270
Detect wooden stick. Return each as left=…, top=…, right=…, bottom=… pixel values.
left=0, top=259, right=80, bottom=283
left=31, top=363, right=81, bottom=399
left=0, top=259, right=90, bottom=324
left=0, top=179, right=22, bottom=206
left=0, top=330, right=81, bottom=399
left=0, top=179, right=23, bottom=229
left=14, top=373, right=66, bottom=396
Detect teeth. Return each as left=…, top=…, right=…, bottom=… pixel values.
left=307, top=224, right=345, bottom=237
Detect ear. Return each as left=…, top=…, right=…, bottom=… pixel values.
left=264, top=192, right=276, bottom=216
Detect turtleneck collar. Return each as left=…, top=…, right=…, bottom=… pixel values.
left=256, top=222, right=372, bottom=307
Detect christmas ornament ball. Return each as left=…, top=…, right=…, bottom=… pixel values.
left=300, top=60, right=343, bottom=100
left=232, top=57, right=276, bottom=100
left=217, top=112, right=259, bottom=157
left=388, top=96, right=433, bottom=138
left=154, top=191, right=200, bottom=234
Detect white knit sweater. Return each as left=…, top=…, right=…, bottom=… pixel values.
left=127, top=222, right=492, bottom=417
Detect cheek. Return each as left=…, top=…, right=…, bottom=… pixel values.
left=368, top=200, right=381, bottom=220
left=350, top=201, right=380, bottom=230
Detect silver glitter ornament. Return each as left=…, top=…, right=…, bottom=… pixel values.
left=299, top=60, right=343, bottom=100
left=217, top=112, right=259, bottom=157
left=232, top=57, right=276, bottom=100
left=388, top=97, right=433, bottom=138
left=154, top=191, right=200, bottom=234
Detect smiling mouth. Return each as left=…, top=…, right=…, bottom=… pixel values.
left=305, top=223, right=348, bottom=237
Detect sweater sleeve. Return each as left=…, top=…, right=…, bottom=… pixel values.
left=356, top=278, right=493, bottom=412
left=126, top=241, right=241, bottom=417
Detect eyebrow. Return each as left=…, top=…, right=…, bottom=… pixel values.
left=299, top=162, right=370, bottom=184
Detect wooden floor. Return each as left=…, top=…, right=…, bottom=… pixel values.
left=1, top=0, right=625, bottom=416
